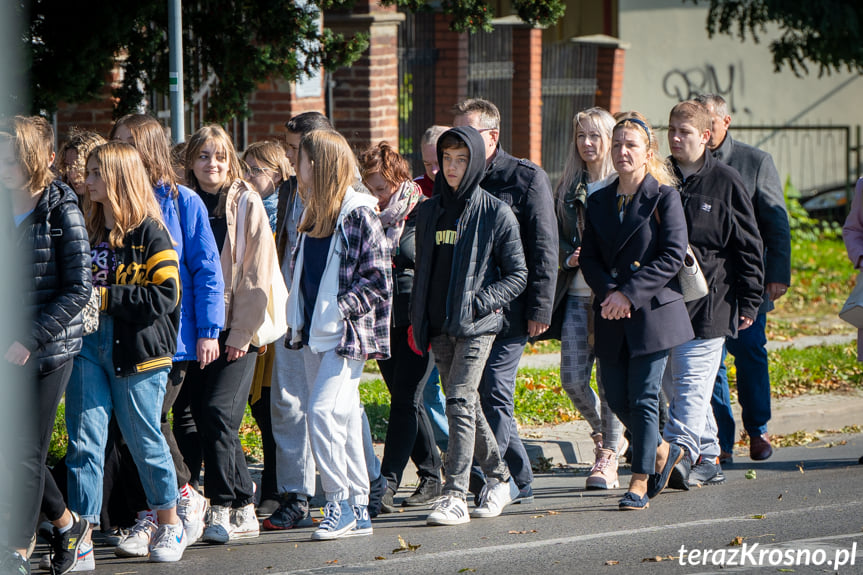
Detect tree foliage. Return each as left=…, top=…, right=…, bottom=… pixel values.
left=693, top=0, right=863, bottom=76
left=19, top=0, right=566, bottom=123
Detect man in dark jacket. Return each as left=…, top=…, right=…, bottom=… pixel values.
left=453, top=99, right=558, bottom=501
left=412, top=126, right=527, bottom=526
left=695, top=94, right=792, bottom=462
left=664, top=101, right=763, bottom=489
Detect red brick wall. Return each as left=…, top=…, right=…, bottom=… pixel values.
left=595, top=45, right=626, bottom=114
left=511, top=26, right=543, bottom=164
left=433, top=13, right=468, bottom=125
left=246, top=77, right=325, bottom=145
left=55, top=67, right=123, bottom=141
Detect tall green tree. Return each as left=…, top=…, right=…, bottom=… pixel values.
left=19, top=0, right=566, bottom=123
left=693, top=0, right=863, bottom=75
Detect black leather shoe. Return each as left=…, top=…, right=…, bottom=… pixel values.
left=749, top=433, right=774, bottom=461
left=668, top=452, right=692, bottom=491
left=402, top=477, right=442, bottom=507
left=647, top=443, right=683, bottom=499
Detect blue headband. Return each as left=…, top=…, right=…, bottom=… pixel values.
left=615, top=117, right=651, bottom=145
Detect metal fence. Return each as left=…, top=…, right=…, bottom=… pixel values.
left=467, top=24, right=514, bottom=152
left=541, top=41, right=598, bottom=186
left=397, top=11, right=437, bottom=176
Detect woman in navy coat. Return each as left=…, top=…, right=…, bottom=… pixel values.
left=580, top=112, right=694, bottom=510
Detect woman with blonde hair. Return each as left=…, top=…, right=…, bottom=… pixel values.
left=285, top=130, right=391, bottom=540
left=241, top=139, right=292, bottom=517
left=580, top=112, right=692, bottom=510
left=1, top=116, right=93, bottom=573
left=551, top=107, right=627, bottom=490
left=64, top=141, right=187, bottom=562
left=105, top=113, right=224, bottom=553
left=180, top=125, right=276, bottom=544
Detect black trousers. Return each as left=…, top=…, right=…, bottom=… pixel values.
left=249, top=385, right=278, bottom=501
left=7, top=360, right=71, bottom=549
left=378, top=325, right=441, bottom=489
left=183, top=331, right=257, bottom=508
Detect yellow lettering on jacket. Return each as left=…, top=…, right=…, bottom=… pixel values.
left=115, top=262, right=147, bottom=285
left=435, top=230, right=458, bottom=246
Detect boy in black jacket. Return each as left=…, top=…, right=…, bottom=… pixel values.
left=663, top=100, right=763, bottom=489
left=411, top=127, right=527, bottom=526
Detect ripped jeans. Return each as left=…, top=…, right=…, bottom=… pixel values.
left=430, top=334, right=509, bottom=497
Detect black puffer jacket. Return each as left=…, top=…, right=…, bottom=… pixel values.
left=17, top=181, right=92, bottom=374
left=411, top=127, right=528, bottom=352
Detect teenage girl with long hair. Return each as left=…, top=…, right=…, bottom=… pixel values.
left=180, top=125, right=275, bottom=544
left=285, top=129, right=391, bottom=540
left=106, top=114, right=224, bottom=553
left=64, top=141, right=187, bottom=561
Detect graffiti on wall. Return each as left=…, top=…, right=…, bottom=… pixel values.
left=662, top=62, right=750, bottom=114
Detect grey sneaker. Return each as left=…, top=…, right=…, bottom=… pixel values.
left=688, top=456, right=726, bottom=487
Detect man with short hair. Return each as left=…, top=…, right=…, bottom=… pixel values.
left=415, top=125, right=449, bottom=198
left=694, top=94, right=792, bottom=462
left=453, top=98, right=558, bottom=500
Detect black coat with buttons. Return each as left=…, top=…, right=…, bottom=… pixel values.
left=16, top=181, right=91, bottom=374
left=580, top=174, right=694, bottom=360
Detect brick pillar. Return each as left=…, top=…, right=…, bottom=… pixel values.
left=326, top=4, right=403, bottom=151
left=595, top=44, right=626, bottom=114
left=511, top=26, right=543, bottom=164
left=433, top=14, right=468, bottom=126
left=246, top=76, right=325, bottom=144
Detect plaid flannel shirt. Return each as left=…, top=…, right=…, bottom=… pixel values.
left=335, top=205, right=392, bottom=361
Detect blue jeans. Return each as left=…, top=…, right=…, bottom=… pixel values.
left=66, top=316, right=178, bottom=525
left=711, top=313, right=771, bottom=452
left=423, top=364, right=450, bottom=453
left=662, top=337, right=724, bottom=461
left=478, top=335, right=533, bottom=488
left=599, top=346, right=668, bottom=476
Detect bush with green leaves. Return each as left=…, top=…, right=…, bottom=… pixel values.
left=785, top=177, right=842, bottom=242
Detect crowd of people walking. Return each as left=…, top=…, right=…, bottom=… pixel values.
left=1, top=92, right=800, bottom=573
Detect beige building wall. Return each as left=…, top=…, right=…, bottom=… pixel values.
left=618, top=0, right=862, bottom=190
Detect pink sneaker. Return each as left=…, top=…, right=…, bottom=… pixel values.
left=585, top=448, right=620, bottom=490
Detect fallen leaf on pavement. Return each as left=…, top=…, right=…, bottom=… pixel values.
left=777, top=494, right=783, bottom=500
left=508, top=530, right=537, bottom=534
left=325, top=559, right=337, bottom=565
left=729, top=536, right=744, bottom=546
left=547, top=510, right=560, bottom=515
left=393, top=534, right=421, bottom=554
left=749, top=514, right=765, bottom=519
left=458, top=569, right=476, bottom=573
left=797, top=462, right=805, bottom=474
left=604, top=560, right=619, bottom=565
left=745, top=469, right=757, bottom=480
left=642, top=555, right=674, bottom=562
left=375, top=557, right=386, bottom=560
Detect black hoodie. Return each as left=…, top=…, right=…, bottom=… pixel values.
left=411, top=127, right=528, bottom=351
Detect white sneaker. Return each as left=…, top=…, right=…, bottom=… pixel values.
left=70, top=538, right=95, bottom=572
left=230, top=503, right=260, bottom=540
left=114, top=515, right=158, bottom=558
left=426, top=494, right=470, bottom=526
left=177, top=488, right=208, bottom=544
left=471, top=478, right=515, bottom=518
left=202, top=505, right=231, bottom=544
left=149, top=522, right=187, bottom=562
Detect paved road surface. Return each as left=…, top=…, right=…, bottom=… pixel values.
left=39, top=433, right=863, bottom=575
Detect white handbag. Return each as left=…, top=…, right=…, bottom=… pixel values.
left=679, top=244, right=709, bottom=303
left=234, top=190, right=289, bottom=346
